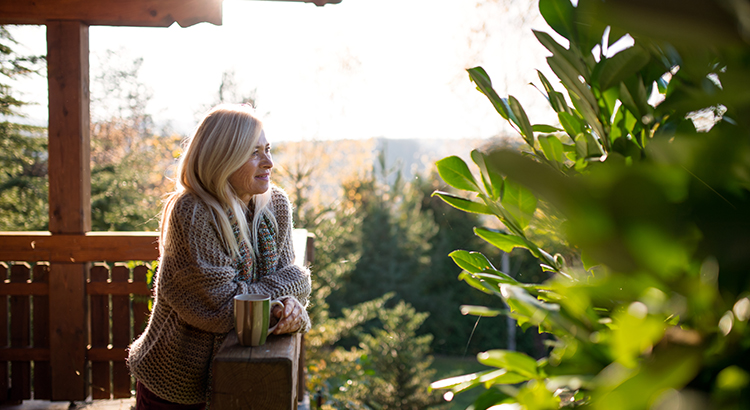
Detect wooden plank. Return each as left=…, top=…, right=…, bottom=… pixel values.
left=111, top=265, right=131, bottom=398
left=132, top=265, right=151, bottom=340
left=86, top=281, right=150, bottom=296
left=0, top=263, right=8, bottom=402
left=89, top=265, right=110, bottom=399
left=0, top=282, right=49, bottom=296
left=47, top=20, right=91, bottom=236
left=0, top=349, right=51, bottom=361
left=33, top=263, right=52, bottom=400
left=87, top=348, right=127, bottom=362
left=48, top=263, right=87, bottom=401
left=10, top=264, right=32, bottom=401
left=212, top=331, right=299, bottom=410
left=0, top=232, right=159, bottom=263
left=0, top=0, right=222, bottom=27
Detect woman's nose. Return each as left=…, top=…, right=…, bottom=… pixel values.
left=262, top=155, right=273, bottom=169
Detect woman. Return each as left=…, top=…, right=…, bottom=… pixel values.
left=127, top=104, right=311, bottom=409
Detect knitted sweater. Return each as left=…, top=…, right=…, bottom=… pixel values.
left=127, top=186, right=311, bottom=404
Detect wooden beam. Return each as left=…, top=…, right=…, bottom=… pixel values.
left=49, top=263, right=87, bottom=401
left=46, top=21, right=89, bottom=401
left=0, top=232, right=159, bottom=262
left=0, top=0, right=222, bottom=27
left=47, top=21, right=91, bottom=235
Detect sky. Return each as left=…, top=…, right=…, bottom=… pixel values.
left=8, top=0, right=557, bottom=142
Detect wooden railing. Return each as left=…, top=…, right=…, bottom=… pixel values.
left=0, top=229, right=313, bottom=405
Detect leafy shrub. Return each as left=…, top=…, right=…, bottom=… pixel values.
left=431, top=0, right=750, bottom=408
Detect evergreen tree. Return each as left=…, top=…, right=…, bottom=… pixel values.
left=0, top=26, right=47, bottom=231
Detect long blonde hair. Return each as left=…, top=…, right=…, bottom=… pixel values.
left=160, top=104, right=276, bottom=263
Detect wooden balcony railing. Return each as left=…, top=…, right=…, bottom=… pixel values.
left=0, top=229, right=313, bottom=406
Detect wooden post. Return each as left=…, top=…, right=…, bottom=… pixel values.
left=212, top=332, right=300, bottom=410
left=46, top=20, right=91, bottom=402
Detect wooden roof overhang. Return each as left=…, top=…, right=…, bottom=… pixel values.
left=0, top=0, right=339, bottom=401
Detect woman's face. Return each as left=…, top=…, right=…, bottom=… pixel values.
left=228, top=130, right=273, bottom=204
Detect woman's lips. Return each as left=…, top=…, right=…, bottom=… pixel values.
left=255, top=173, right=270, bottom=181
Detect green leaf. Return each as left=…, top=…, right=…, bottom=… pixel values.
left=475, top=227, right=531, bottom=252
left=501, top=179, right=538, bottom=230
left=479, top=368, right=533, bottom=385
left=534, top=30, right=588, bottom=81
left=538, top=134, right=565, bottom=167
left=432, top=191, right=492, bottom=215
left=458, top=271, right=498, bottom=295
left=460, top=305, right=504, bottom=318
left=558, top=111, right=583, bottom=139
left=477, top=350, right=539, bottom=378
left=574, top=133, right=605, bottom=159
left=436, top=156, right=481, bottom=192
left=532, top=124, right=562, bottom=133
left=598, top=44, right=651, bottom=91
left=467, top=67, right=511, bottom=121
left=509, top=95, right=535, bottom=145
left=538, top=70, right=569, bottom=114
left=471, top=149, right=504, bottom=200
left=539, top=0, right=576, bottom=41
left=449, top=250, right=496, bottom=273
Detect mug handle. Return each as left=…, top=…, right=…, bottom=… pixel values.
left=268, top=299, right=285, bottom=334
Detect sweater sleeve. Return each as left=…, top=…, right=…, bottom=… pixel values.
left=259, top=187, right=312, bottom=333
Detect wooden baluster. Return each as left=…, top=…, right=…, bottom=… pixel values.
left=111, top=264, right=130, bottom=398
left=89, top=265, right=111, bottom=399
left=32, top=263, right=52, bottom=399
left=9, top=263, right=31, bottom=401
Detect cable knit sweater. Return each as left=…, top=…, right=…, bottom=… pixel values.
left=127, top=186, right=311, bottom=405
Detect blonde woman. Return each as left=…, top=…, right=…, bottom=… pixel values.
left=128, top=104, right=311, bottom=409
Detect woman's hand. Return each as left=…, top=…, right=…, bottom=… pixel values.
left=271, top=297, right=304, bottom=334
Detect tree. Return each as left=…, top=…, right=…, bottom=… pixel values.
left=431, top=0, right=750, bottom=408
left=0, top=26, right=47, bottom=231
left=89, top=49, right=181, bottom=231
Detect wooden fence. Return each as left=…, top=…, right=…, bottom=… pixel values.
left=0, top=230, right=313, bottom=404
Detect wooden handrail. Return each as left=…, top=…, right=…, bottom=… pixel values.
left=0, top=232, right=159, bottom=262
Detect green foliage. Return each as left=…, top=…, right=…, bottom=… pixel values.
left=0, top=26, right=47, bottom=231
left=432, top=0, right=750, bottom=408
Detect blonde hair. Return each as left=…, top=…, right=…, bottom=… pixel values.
left=160, top=104, right=277, bottom=263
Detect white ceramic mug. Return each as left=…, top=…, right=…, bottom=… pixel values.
left=234, top=294, right=284, bottom=346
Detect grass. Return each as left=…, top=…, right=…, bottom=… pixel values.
left=430, top=355, right=492, bottom=410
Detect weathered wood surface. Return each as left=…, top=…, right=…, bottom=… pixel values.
left=0, top=0, right=223, bottom=27
left=0, top=232, right=159, bottom=263
left=212, top=331, right=300, bottom=410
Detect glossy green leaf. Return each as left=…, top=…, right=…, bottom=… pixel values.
left=477, top=350, right=539, bottom=378
left=467, top=67, right=511, bottom=121
left=436, top=156, right=481, bottom=192
left=458, top=271, right=498, bottom=295
left=479, top=368, right=533, bottom=385
left=598, top=44, right=651, bottom=91
left=538, top=134, right=565, bottom=167
left=449, top=250, right=495, bottom=273
left=432, top=191, right=492, bottom=215
left=460, top=305, right=504, bottom=318
left=532, top=124, right=562, bottom=133
left=501, top=179, right=538, bottom=230
left=509, top=96, right=535, bottom=145
left=475, top=227, right=531, bottom=253
left=539, top=0, right=576, bottom=41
